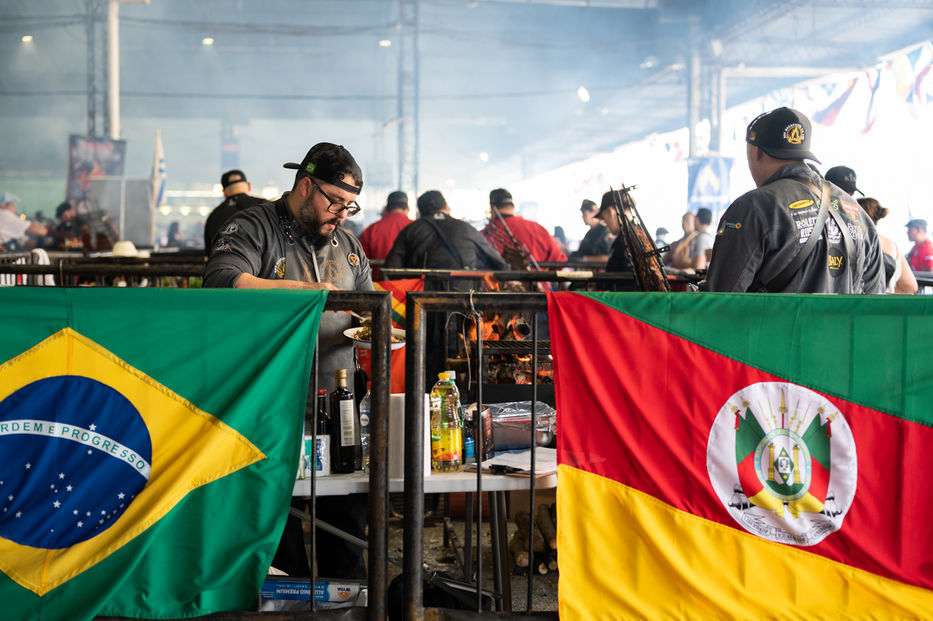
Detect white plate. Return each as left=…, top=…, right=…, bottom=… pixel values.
left=343, top=327, right=406, bottom=350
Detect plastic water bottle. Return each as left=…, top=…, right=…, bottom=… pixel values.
left=359, top=381, right=371, bottom=473
left=445, top=370, right=473, bottom=465
left=430, top=372, right=462, bottom=473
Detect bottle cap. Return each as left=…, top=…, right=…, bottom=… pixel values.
left=335, top=368, right=348, bottom=379
left=438, top=372, right=449, bottom=380
left=317, top=388, right=327, bottom=395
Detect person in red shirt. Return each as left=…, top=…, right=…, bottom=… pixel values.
left=482, top=188, right=567, bottom=267
left=906, top=218, right=933, bottom=273
left=359, top=190, right=412, bottom=261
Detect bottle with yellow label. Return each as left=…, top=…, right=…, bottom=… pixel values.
left=430, top=371, right=463, bottom=472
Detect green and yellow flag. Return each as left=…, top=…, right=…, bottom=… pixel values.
left=0, top=288, right=325, bottom=621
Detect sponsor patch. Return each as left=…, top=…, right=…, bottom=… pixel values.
left=274, top=258, right=286, bottom=279
left=347, top=253, right=360, bottom=266
left=827, top=247, right=846, bottom=276
left=783, top=123, right=804, bottom=145
left=841, top=201, right=860, bottom=220
left=718, top=220, right=742, bottom=235
left=789, top=199, right=814, bottom=210
left=221, top=222, right=238, bottom=235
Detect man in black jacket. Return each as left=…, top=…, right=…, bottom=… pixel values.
left=384, top=190, right=508, bottom=283
left=707, top=107, right=884, bottom=294
left=203, top=169, right=266, bottom=254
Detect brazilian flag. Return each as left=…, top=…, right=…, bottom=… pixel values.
left=0, top=288, right=325, bottom=621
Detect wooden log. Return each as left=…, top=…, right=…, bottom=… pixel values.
left=509, top=528, right=529, bottom=568
left=536, top=503, right=557, bottom=550
left=513, top=510, right=545, bottom=553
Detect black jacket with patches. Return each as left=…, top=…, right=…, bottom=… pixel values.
left=204, top=194, right=372, bottom=392
left=383, top=211, right=508, bottom=289
left=707, top=163, right=885, bottom=294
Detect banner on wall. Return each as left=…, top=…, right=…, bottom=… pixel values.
left=65, top=135, right=127, bottom=207
left=686, top=156, right=733, bottom=216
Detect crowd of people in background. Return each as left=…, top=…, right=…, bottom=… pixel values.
left=2, top=106, right=930, bottom=297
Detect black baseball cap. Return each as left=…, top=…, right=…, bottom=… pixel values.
left=283, top=142, right=363, bottom=195
left=417, top=190, right=447, bottom=215
left=489, top=188, right=513, bottom=207
left=386, top=190, right=408, bottom=209
left=220, top=169, right=248, bottom=189
left=580, top=199, right=597, bottom=212
left=825, top=166, right=861, bottom=196
left=746, top=107, right=820, bottom=163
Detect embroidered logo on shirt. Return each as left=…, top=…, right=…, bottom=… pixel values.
left=788, top=199, right=814, bottom=210
left=347, top=253, right=360, bottom=266
left=274, top=258, right=286, bottom=279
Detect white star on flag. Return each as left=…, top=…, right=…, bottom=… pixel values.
left=58, top=473, right=65, bottom=479
left=53, top=501, right=60, bottom=508
left=7, top=494, right=12, bottom=501
left=89, top=424, right=96, bottom=431
left=15, top=511, right=22, bottom=518
left=118, top=493, right=125, bottom=499
left=66, top=485, right=72, bottom=491
left=73, top=510, right=78, bottom=515
left=24, top=463, right=31, bottom=469
left=77, top=521, right=83, bottom=527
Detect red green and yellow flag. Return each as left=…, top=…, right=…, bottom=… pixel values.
left=548, top=291, right=933, bottom=619
left=374, top=277, right=424, bottom=328
left=0, top=288, right=325, bottom=621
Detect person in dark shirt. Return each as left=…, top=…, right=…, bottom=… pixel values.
left=707, top=107, right=884, bottom=294
left=203, top=169, right=266, bottom=254
left=571, top=199, right=612, bottom=262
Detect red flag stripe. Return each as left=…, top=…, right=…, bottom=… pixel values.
left=549, top=292, right=933, bottom=591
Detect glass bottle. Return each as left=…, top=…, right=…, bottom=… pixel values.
left=430, top=371, right=463, bottom=472
left=359, top=381, right=371, bottom=473
left=313, top=388, right=331, bottom=476
left=330, top=369, right=359, bottom=473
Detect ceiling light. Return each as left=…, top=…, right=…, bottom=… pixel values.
left=577, top=86, right=590, bottom=103
left=21, top=35, right=33, bottom=43
left=379, top=39, right=392, bottom=47
left=158, top=205, right=173, bottom=216
left=197, top=206, right=210, bottom=217
left=479, top=152, right=489, bottom=162
left=202, top=37, right=214, bottom=46
left=178, top=205, right=192, bottom=216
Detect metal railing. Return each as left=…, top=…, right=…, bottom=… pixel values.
left=403, top=291, right=551, bottom=620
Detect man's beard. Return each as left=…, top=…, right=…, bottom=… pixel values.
left=297, top=193, right=340, bottom=247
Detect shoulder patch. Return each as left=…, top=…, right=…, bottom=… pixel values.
left=274, top=258, right=286, bottom=279
left=841, top=201, right=860, bottom=221
left=718, top=219, right=742, bottom=235
left=221, top=222, right=239, bottom=235
left=788, top=199, right=814, bottom=210
left=347, top=253, right=360, bottom=266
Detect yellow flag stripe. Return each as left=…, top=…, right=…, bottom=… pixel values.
left=0, top=328, right=265, bottom=595
left=558, top=465, right=933, bottom=620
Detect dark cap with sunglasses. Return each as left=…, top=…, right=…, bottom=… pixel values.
left=283, top=142, right=363, bottom=195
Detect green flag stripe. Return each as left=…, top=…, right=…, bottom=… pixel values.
left=583, top=291, right=933, bottom=427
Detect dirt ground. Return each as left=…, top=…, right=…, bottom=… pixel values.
left=386, top=493, right=559, bottom=614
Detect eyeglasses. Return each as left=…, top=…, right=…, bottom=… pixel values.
left=310, top=178, right=361, bottom=216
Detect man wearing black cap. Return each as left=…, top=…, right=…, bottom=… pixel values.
left=570, top=199, right=611, bottom=261
left=204, top=143, right=372, bottom=579
left=824, top=165, right=862, bottom=198
left=203, top=169, right=266, bottom=254
left=359, top=190, right=412, bottom=263
left=384, top=190, right=508, bottom=276
left=482, top=188, right=566, bottom=267
left=906, top=219, right=933, bottom=273
left=707, top=107, right=884, bottom=294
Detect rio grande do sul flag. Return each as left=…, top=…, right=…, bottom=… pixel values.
left=547, top=291, right=933, bottom=619
left=0, top=288, right=325, bottom=621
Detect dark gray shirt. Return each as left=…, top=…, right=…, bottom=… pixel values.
left=707, top=163, right=885, bottom=294
left=204, top=194, right=373, bottom=392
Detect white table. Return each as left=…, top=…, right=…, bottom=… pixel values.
left=293, top=469, right=558, bottom=611
left=293, top=469, right=557, bottom=497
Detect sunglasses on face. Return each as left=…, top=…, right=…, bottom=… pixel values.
left=310, top=178, right=361, bottom=216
